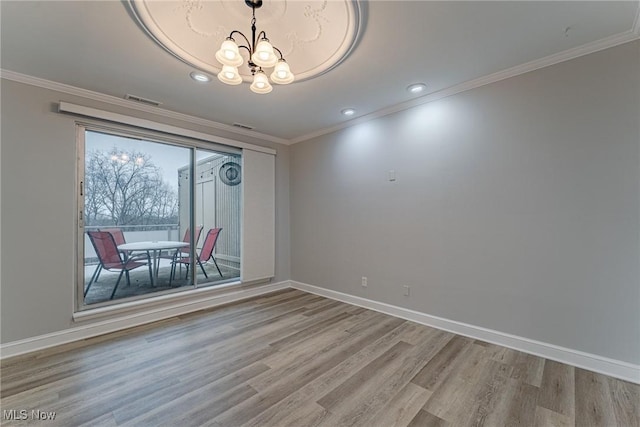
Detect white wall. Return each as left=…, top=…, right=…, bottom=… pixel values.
left=290, top=41, right=640, bottom=365
left=0, top=79, right=291, bottom=343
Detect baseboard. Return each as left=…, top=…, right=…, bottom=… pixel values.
left=4, top=279, right=638, bottom=384
left=0, top=281, right=289, bottom=359
left=290, top=281, right=640, bottom=384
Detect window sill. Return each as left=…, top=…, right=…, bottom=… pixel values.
left=73, top=279, right=272, bottom=323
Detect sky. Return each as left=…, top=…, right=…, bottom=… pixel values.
left=85, top=130, right=229, bottom=192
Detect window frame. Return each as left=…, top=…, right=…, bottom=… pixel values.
left=75, top=121, right=242, bottom=312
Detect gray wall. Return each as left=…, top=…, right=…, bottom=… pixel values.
left=2, top=41, right=638, bottom=365
left=290, top=41, right=640, bottom=364
left=0, top=79, right=291, bottom=343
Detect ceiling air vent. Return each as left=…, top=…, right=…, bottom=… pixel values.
left=124, top=94, right=162, bottom=106
left=232, top=122, right=254, bottom=130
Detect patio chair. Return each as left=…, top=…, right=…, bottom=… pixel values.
left=160, top=225, right=203, bottom=272
left=180, top=225, right=203, bottom=256
left=93, top=227, right=150, bottom=283
left=85, top=231, right=152, bottom=300
left=170, top=228, right=223, bottom=284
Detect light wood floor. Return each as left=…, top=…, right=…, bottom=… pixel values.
left=1, top=289, right=638, bottom=427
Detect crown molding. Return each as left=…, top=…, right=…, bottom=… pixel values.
left=0, top=69, right=290, bottom=146
left=3, top=14, right=639, bottom=148
left=290, top=27, right=640, bottom=145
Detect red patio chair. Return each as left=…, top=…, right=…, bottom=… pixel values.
left=160, top=225, right=203, bottom=257
left=160, top=225, right=203, bottom=274
left=100, top=227, right=126, bottom=247
left=170, top=228, right=223, bottom=283
left=179, top=225, right=203, bottom=256
left=94, top=227, right=150, bottom=283
left=85, top=231, right=152, bottom=300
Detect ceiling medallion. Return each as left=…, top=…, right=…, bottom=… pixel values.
left=128, top=0, right=362, bottom=85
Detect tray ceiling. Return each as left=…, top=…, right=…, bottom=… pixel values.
left=129, top=0, right=362, bottom=82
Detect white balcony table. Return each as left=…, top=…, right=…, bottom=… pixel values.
left=118, top=241, right=189, bottom=286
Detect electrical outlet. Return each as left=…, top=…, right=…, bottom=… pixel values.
left=403, top=285, right=410, bottom=296
left=361, top=277, right=368, bottom=287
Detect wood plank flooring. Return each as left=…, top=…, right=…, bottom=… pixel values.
left=1, top=289, right=638, bottom=426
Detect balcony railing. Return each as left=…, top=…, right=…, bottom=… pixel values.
left=83, top=224, right=180, bottom=260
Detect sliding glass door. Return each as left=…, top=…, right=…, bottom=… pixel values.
left=197, top=149, right=242, bottom=281
left=78, top=127, right=241, bottom=308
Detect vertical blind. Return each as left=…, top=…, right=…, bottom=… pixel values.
left=241, top=148, right=275, bottom=282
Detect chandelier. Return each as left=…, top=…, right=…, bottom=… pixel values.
left=215, top=0, right=295, bottom=94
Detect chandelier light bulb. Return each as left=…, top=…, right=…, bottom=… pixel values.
left=250, top=70, right=273, bottom=94
left=270, top=60, right=294, bottom=85
left=215, top=38, right=243, bottom=67
left=252, top=39, right=278, bottom=68
left=217, top=65, right=243, bottom=85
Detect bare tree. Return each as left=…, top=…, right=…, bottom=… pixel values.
left=84, top=148, right=178, bottom=226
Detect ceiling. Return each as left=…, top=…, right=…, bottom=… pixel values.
left=1, top=1, right=638, bottom=143
left=130, top=0, right=362, bottom=83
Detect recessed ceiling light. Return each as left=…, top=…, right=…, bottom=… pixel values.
left=190, top=71, right=211, bottom=83
left=407, top=83, right=427, bottom=94
left=341, top=108, right=356, bottom=116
